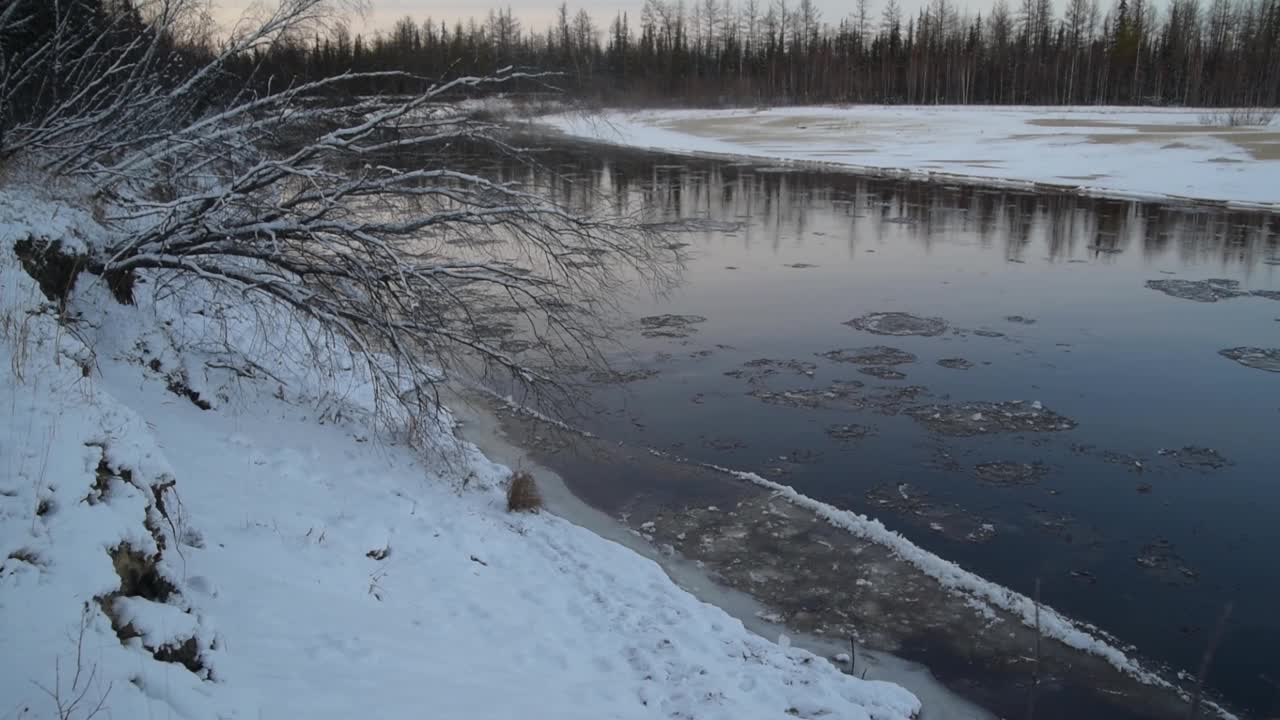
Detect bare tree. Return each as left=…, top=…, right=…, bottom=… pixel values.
left=1, top=0, right=676, bottom=439
left=34, top=604, right=112, bottom=720
left=880, top=0, right=901, bottom=39
left=743, top=0, right=762, bottom=51
left=855, top=0, right=873, bottom=47
left=701, top=0, right=721, bottom=53
left=796, top=0, right=820, bottom=49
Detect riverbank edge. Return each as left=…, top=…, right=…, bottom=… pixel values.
left=444, top=386, right=994, bottom=720
left=448, top=386, right=1242, bottom=720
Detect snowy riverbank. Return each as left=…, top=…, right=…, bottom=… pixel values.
left=447, top=388, right=993, bottom=720
left=0, top=182, right=921, bottom=718
left=460, top=391, right=1242, bottom=720
left=543, top=105, right=1280, bottom=207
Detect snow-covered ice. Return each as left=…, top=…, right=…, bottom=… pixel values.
left=0, top=184, right=919, bottom=719
left=544, top=106, right=1280, bottom=207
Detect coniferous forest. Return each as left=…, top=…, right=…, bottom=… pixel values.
left=4, top=0, right=1279, bottom=119
left=239, top=0, right=1280, bottom=106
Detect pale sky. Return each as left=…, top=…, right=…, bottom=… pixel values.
left=212, top=0, right=952, bottom=38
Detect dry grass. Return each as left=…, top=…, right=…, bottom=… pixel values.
left=506, top=471, right=542, bottom=513
left=2, top=307, right=34, bottom=382
left=1198, top=108, right=1276, bottom=127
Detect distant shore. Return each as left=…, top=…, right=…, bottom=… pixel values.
left=542, top=105, right=1280, bottom=210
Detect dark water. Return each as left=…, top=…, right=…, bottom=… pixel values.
left=484, top=140, right=1280, bottom=715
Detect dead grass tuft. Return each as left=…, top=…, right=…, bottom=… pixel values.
left=506, top=471, right=542, bottom=513
left=1198, top=108, right=1276, bottom=127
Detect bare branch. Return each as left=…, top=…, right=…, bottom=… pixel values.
left=2, top=0, right=677, bottom=445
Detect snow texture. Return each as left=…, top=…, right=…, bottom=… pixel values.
left=545, top=106, right=1280, bottom=207
left=1, top=183, right=919, bottom=719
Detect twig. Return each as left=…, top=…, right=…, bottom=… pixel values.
left=32, top=604, right=112, bottom=720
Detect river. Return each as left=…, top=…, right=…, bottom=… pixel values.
left=468, top=137, right=1280, bottom=717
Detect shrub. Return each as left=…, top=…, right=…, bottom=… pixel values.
left=1198, top=108, right=1276, bottom=127
left=506, top=471, right=542, bottom=513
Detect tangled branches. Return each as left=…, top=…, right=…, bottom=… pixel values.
left=2, top=0, right=677, bottom=437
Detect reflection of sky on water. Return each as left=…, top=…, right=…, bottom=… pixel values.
left=487, top=143, right=1280, bottom=714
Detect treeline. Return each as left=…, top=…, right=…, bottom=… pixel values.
left=0, top=0, right=220, bottom=142
left=6, top=0, right=1276, bottom=109
left=230, top=0, right=1280, bottom=106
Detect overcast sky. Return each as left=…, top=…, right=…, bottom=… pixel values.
left=212, top=0, right=960, bottom=38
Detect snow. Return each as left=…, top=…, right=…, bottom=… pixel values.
left=543, top=106, right=1280, bottom=207
left=1, top=183, right=919, bottom=719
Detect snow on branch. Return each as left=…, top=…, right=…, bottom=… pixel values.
left=1, top=0, right=677, bottom=441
